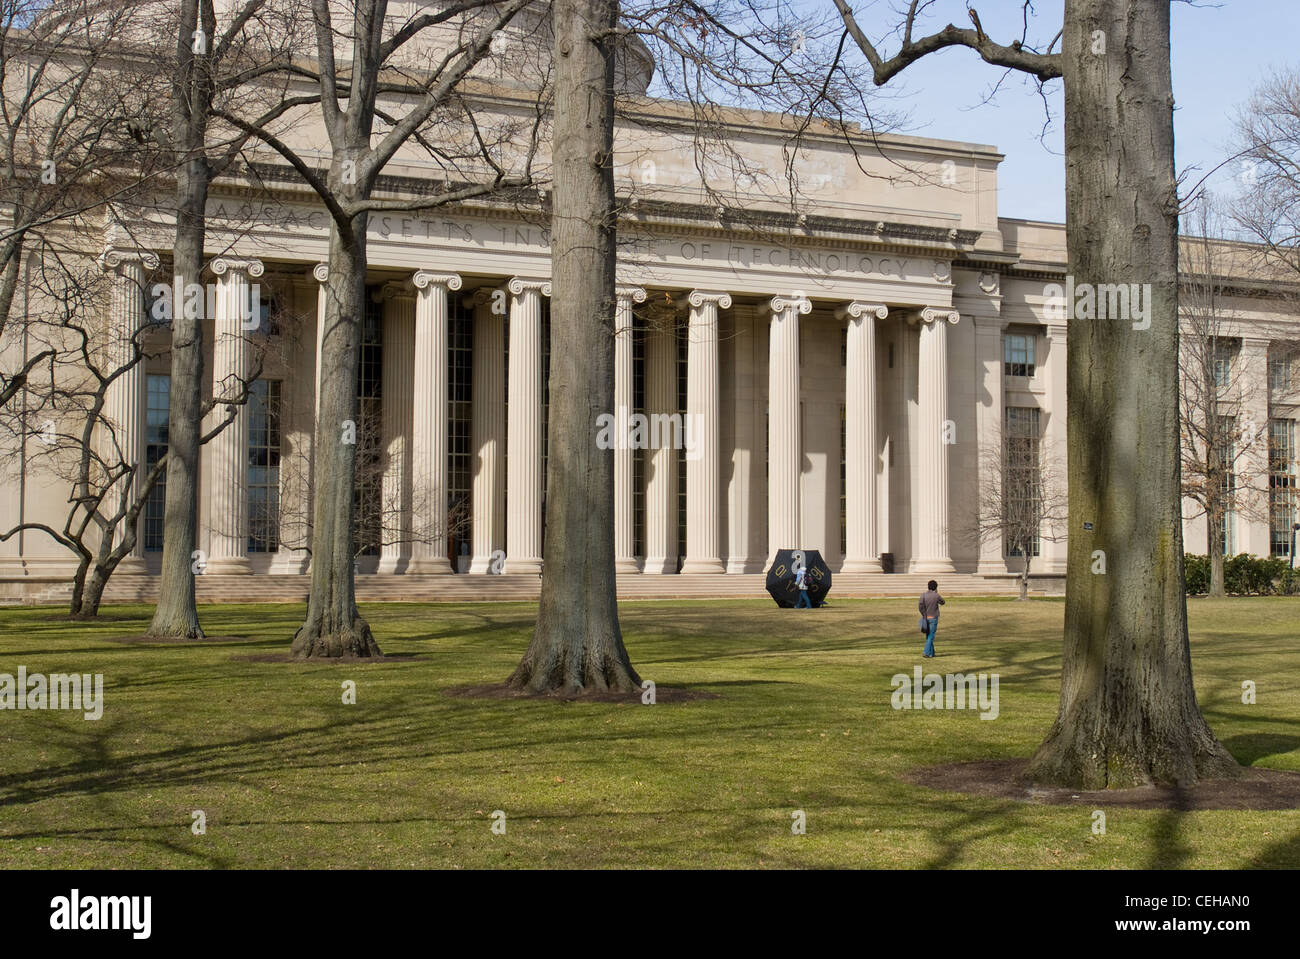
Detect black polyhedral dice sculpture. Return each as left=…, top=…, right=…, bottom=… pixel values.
left=765, top=548, right=832, bottom=608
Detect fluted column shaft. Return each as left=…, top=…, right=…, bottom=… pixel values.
left=506, top=277, right=549, bottom=575
left=100, top=248, right=159, bottom=568
left=840, top=302, right=887, bottom=572
left=408, top=272, right=460, bottom=573
left=767, top=295, right=809, bottom=558
left=614, top=286, right=646, bottom=572
left=914, top=307, right=959, bottom=573
left=680, top=290, right=728, bottom=573
left=643, top=317, right=678, bottom=573
left=469, top=289, right=506, bottom=572
left=377, top=283, right=416, bottom=573
left=206, top=257, right=263, bottom=573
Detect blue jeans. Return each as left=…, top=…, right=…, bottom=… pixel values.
left=795, top=589, right=812, bottom=608
left=923, top=617, right=938, bottom=656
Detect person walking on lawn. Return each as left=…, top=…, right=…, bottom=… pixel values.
left=794, top=564, right=813, bottom=608
left=918, top=580, right=944, bottom=657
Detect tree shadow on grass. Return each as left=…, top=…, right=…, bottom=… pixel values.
left=1219, top=733, right=1300, bottom=766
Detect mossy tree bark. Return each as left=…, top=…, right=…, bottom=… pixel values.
left=834, top=0, right=1238, bottom=787
left=507, top=0, right=639, bottom=694
left=1025, top=0, right=1237, bottom=788
left=147, top=1, right=216, bottom=639
left=291, top=209, right=381, bottom=659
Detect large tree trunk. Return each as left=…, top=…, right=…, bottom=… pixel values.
left=507, top=0, right=638, bottom=694
left=146, top=157, right=209, bottom=638
left=1027, top=0, right=1238, bottom=788
left=68, top=555, right=91, bottom=618
left=146, top=1, right=213, bottom=639
left=291, top=219, right=380, bottom=658
left=76, top=564, right=110, bottom=618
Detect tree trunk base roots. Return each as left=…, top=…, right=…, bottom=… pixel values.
left=506, top=647, right=641, bottom=696
left=291, top=615, right=382, bottom=659
left=1026, top=721, right=1241, bottom=789
left=144, top=618, right=205, bottom=640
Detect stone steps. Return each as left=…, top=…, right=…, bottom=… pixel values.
left=15, top=571, right=1031, bottom=605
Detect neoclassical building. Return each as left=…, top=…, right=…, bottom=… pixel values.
left=2, top=2, right=1298, bottom=599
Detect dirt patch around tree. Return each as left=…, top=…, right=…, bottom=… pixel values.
left=105, top=634, right=251, bottom=644
left=227, top=652, right=420, bottom=663
left=444, top=683, right=719, bottom=704
left=905, top=759, right=1300, bottom=810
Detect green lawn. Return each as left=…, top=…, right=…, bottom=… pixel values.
left=1, top=597, right=1297, bottom=869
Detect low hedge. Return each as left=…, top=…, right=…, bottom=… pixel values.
left=1185, top=554, right=1300, bottom=595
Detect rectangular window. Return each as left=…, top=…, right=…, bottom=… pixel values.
left=1271, top=354, right=1293, bottom=393
left=1004, top=406, right=1042, bottom=557
left=354, top=296, right=384, bottom=556
left=248, top=379, right=281, bottom=553
left=632, top=311, right=646, bottom=560
left=1269, top=419, right=1297, bottom=558
left=1003, top=333, right=1035, bottom=378
left=447, top=296, right=474, bottom=570
left=1212, top=340, right=1235, bottom=391
left=144, top=375, right=170, bottom=551
left=1217, top=414, right=1236, bottom=556
left=840, top=404, right=846, bottom=558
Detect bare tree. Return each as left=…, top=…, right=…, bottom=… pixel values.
left=830, top=0, right=1238, bottom=788
left=0, top=0, right=161, bottom=410
left=1179, top=196, right=1272, bottom=596
left=214, top=0, right=543, bottom=657
left=506, top=0, right=640, bottom=693
left=142, top=0, right=311, bottom=639
left=0, top=250, right=261, bottom=615
left=971, top=414, right=1068, bottom=601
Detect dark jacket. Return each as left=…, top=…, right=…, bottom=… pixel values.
left=918, top=590, right=945, bottom=619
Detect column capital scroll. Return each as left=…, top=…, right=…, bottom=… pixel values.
left=508, top=277, right=551, bottom=297
left=98, top=247, right=160, bottom=273
left=836, top=301, right=888, bottom=321
left=920, top=307, right=960, bottom=325
left=413, top=271, right=462, bottom=293
left=766, top=294, right=811, bottom=316
left=211, top=257, right=264, bottom=279
left=688, top=290, right=732, bottom=310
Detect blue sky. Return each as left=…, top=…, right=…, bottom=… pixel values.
left=837, top=0, right=1297, bottom=223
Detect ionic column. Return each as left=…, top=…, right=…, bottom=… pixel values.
left=766, top=294, right=810, bottom=559
left=643, top=312, right=678, bottom=573
left=312, top=262, right=329, bottom=418
left=913, top=306, right=959, bottom=574
left=506, top=277, right=549, bottom=575
left=680, top=290, right=728, bottom=573
left=614, top=286, right=646, bottom=572
left=99, top=247, right=159, bottom=571
left=839, top=301, right=887, bottom=572
left=469, top=289, right=507, bottom=572
left=271, top=271, right=318, bottom=574
left=377, top=282, right=416, bottom=573
left=406, top=271, right=460, bottom=573
left=206, top=256, right=263, bottom=574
